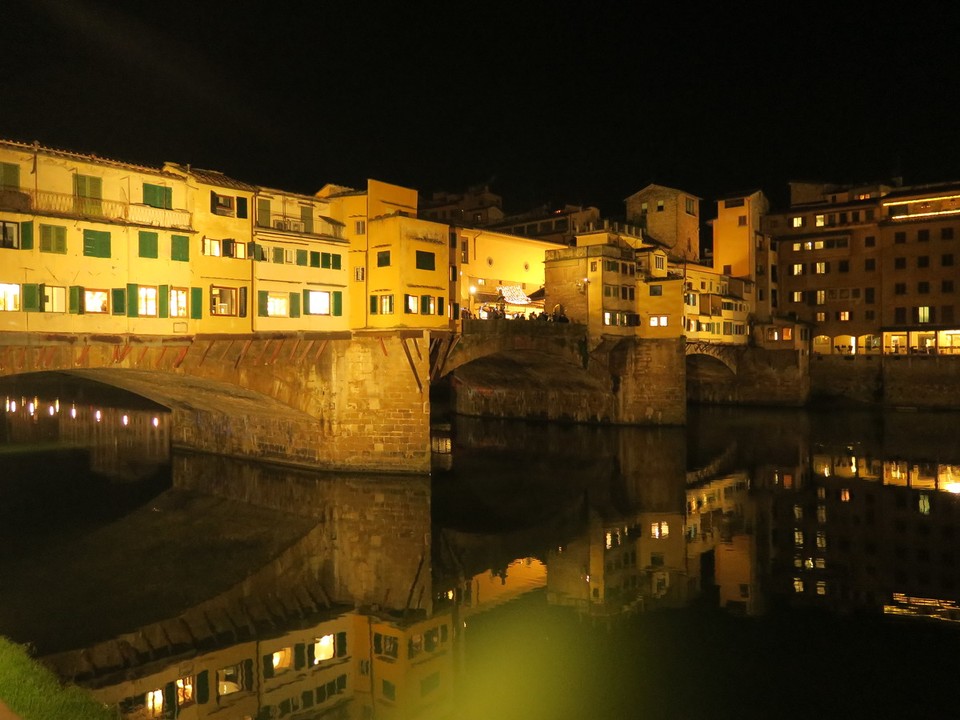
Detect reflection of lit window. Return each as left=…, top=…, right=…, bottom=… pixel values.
left=177, top=677, right=195, bottom=707
left=816, top=581, right=827, bottom=595
left=817, top=487, right=826, bottom=499
left=841, top=489, right=851, bottom=502
left=146, top=689, right=164, bottom=717
left=817, top=505, right=826, bottom=523
left=272, top=647, right=293, bottom=672
left=794, top=556, right=803, bottom=568
left=804, top=557, right=814, bottom=570
left=919, top=494, right=931, bottom=515
left=815, top=557, right=826, bottom=569
left=793, top=578, right=804, bottom=593
left=217, top=664, right=243, bottom=696
left=605, top=532, right=613, bottom=549
left=651, top=522, right=669, bottom=539
left=816, top=531, right=827, bottom=549
left=314, top=634, right=335, bottom=664
left=793, top=504, right=803, bottom=520
left=794, top=530, right=804, bottom=547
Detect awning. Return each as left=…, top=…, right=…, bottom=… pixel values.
left=497, top=285, right=532, bottom=305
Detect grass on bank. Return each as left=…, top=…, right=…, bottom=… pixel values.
left=0, top=636, right=113, bottom=720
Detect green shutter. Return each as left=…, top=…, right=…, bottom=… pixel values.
left=54, top=227, right=66, bottom=253
left=310, top=251, right=320, bottom=268
left=302, top=289, right=311, bottom=315
left=0, top=162, right=20, bottom=189
left=110, top=288, right=124, bottom=315
left=190, top=287, right=202, bottom=319
left=257, top=198, right=271, bottom=228
left=210, top=191, right=218, bottom=213
left=421, top=295, right=430, bottom=314
left=236, top=197, right=248, bottom=218
left=143, top=183, right=158, bottom=207
left=69, top=286, right=83, bottom=314
left=239, top=286, right=248, bottom=317
left=300, top=206, right=313, bottom=234
left=196, top=671, right=209, bottom=705
left=438, top=296, right=445, bottom=315
left=294, top=644, right=305, bottom=670
left=273, top=247, right=284, bottom=263
left=163, top=683, right=176, bottom=716
left=82, top=229, right=110, bottom=258
left=257, top=290, right=269, bottom=316
left=332, top=253, right=341, bottom=270
left=20, top=221, right=33, bottom=250
left=296, top=249, right=307, bottom=266
left=336, top=631, right=347, bottom=657
left=333, top=291, right=342, bottom=317
left=126, top=284, right=139, bottom=317
left=40, top=225, right=66, bottom=253
left=138, top=231, right=158, bottom=258
left=22, top=284, right=40, bottom=312
left=320, top=252, right=331, bottom=269
left=158, top=284, right=169, bottom=318
left=171, top=234, right=189, bottom=261
left=369, top=295, right=377, bottom=315
left=289, top=292, right=300, bottom=318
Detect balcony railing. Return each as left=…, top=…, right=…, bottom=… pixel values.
left=0, top=187, right=192, bottom=230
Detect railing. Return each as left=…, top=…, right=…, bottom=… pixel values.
left=0, top=187, right=192, bottom=230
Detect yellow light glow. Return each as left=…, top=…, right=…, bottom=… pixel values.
left=27, top=402, right=35, bottom=416
left=890, top=208, right=960, bottom=220
left=152, top=416, right=159, bottom=427
left=70, top=406, right=76, bottom=419
left=447, top=590, right=454, bottom=600
left=313, top=634, right=335, bottom=664
left=95, top=410, right=102, bottom=422
left=48, top=405, right=55, bottom=416
left=122, top=414, right=129, bottom=426
left=944, top=482, right=960, bottom=494
left=146, top=689, right=163, bottom=714
left=54, top=399, right=60, bottom=412
left=883, top=193, right=960, bottom=206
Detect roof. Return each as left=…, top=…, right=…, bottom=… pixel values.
left=164, top=163, right=258, bottom=192
left=624, top=182, right=702, bottom=202
left=0, top=138, right=178, bottom=178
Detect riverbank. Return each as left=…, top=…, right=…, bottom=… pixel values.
left=0, top=637, right=111, bottom=720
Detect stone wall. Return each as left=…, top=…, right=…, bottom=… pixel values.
left=810, top=354, right=960, bottom=409
left=613, top=337, right=687, bottom=425
left=689, top=347, right=808, bottom=407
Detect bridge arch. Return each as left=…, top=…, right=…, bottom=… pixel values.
left=684, top=341, right=740, bottom=374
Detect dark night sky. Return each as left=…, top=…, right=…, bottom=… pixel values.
left=5, top=1, right=960, bottom=217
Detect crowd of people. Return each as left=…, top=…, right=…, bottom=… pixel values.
left=460, top=303, right=569, bottom=323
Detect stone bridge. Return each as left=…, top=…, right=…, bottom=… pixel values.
left=0, top=330, right=431, bottom=473
left=684, top=340, right=740, bottom=374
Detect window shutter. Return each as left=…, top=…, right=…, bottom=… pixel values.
left=332, top=254, right=341, bottom=270
left=242, top=659, right=253, bottom=690
left=369, top=295, right=377, bottom=314
left=257, top=290, right=269, bottom=316
left=310, top=251, right=320, bottom=268
left=171, top=234, right=189, bottom=261
left=69, top=286, right=83, bottom=314
left=320, top=252, right=330, bottom=269
left=333, top=291, right=342, bottom=316
left=22, top=284, right=40, bottom=312
left=20, top=221, right=33, bottom=250
left=421, top=295, right=430, bottom=314
left=143, top=183, right=157, bottom=207
left=302, top=289, right=311, bottom=314
left=438, top=296, right=445, bottom=315
left=294, top=644, right=305, bottom=670
left=263, top=655, right=274, bottom=679
left=190, top=287, right=203, bottom=319
left=289, top=292, right=300, bottom=318
left=158, top=285, right=169, bottom=318
left=163, top=683, right=176, bottom=716
left=296, top=249, right=307, bottom=266
left=139, top=231, right=158, bottom=258
left=273, top=247, right=284, bottom=264
left=126, top=284, right=139, bottom=317
left=336, top=631, right=347, bottom=657
left=257, top=198, right=271, bottom=227
left=210, top=190, right=217, bottom=213
left=55, top=227, right=66, bottom=253
left=239, top=286, right=248, bottom=317
left=110, top=288, right=124, bottom=315
left=236, top=197, right=248, bottom=218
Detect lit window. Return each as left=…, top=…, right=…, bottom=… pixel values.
left=649, top=315, right=668, bottom=327
left=793, top=504, right=803, bottom=520
left=919, top=494, right=931, bottom=515
left=354, top=267, right=365, bottom=282
left=405, top=294, right=419, bottom=313
left=815, top=214, right=825, bottom=227
left=217, top=664, right=243, bottom=696
left=794, top=530, right=804, bottom=547
left=210, top=286, right=238, bottom=316
left=815, top=262, right=827, bottom=274
left=816, top=312, right=826, bottom=322
left=816, top=581, right=827, bottom=595
left=840, top=489, right=850, bottom=502
left=146, top=688, right=164, bottom=717
left=817, top=505, right=826, bottom=523
left=313, top=634, right=335, bottom=664
left=138, top=286, right=158, bottom=317
left=203, top=237, right=222, bottom=256
left=655, top=255, right=666, bottom=270
left=305, top=290, right=331, bottom=315
left=791, top=291, right=803, bottom=302
left=839, top=311, right=850, bottom=321
left=0, top=283, right=20, bottom=311
left=169, top=288, right=188, bottom=318
left=815, top=557, right=826, bottom=569
left=918, top=306, right=931, bottom=323
left=266, top=292, right=289, bottom=317
left=651, top=522, right=669, bottom=539
left=792, top=264, right=803, bottom=276
left=792, top=216, right=804, bottom=228
left=43, top=285, right=66, bottom=313
left=793, top=578, right=804, bottom=593
left=0, top=221, right=21, bottom=249
left=84, top=289, right=109, bottom=314
left=816, top=531, right=827, bottom=549
left=177, top=677, right=195, bottom=707
left=355, top=220, right=366, bottom=235
left=816, top=290, right=825, bottom=305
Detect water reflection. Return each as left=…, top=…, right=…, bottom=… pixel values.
left=3, top=399, right=960, bottom=717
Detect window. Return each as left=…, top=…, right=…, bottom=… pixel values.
left=211, top=192, right=235, bottom=216
left=649, top=315, right=668, bottom=327
left=143, top=183, right=172, bottom=209
left=815, top=214, right=825, bottom=227
left=415, top=250, right=435, bottom=270
left=40, top=225, right=67, bottom=253
left=377, top=250, right=391, bottom=267
left=838, top=311, right=850, bottom=321
left=171, top=234, right=189, bottom=262
left=895, top=231, right=906, bottom=244
left=792, top=263, right=803, bottom=276
left=82, top=229, right=111, bottom=258
left=656, top=200, right=664, bottom=212
left=655, top=255, right=665, bottom=270
left=918, top=229, right=930, bottom=242
left=792, top=216, right=804, bottom=228
left=944, top=280, right=955, bottom=293
left=354, top=267, right=365, bottom=282
left=370, top=294, right=394, bottom=315
left=815, top=262, right=827, bottom=274
left=421, top=295, right=436, bottom=315
left=865, top=235, right=876, bottom=247
left=138, top=286, right=158, bottom=317
left=84, top=289, right=109, bottom=313
left=894, top=283, right=906, bottom=295
left=223, top=239, right=247, bottom=259
left=942, top=227, right=955, bottom=240
left=917, top=306, right=932, bottom=323
left=649, top=285, right=662, bottom=296
left=865, top=287, right=875, bottom=303
left=404, top=294, right=418, bottom=313
left=216, top=664, right=247, bottom=696
left=791, top=291, right=803, bottom=302
left=74, top=174, right=102, bottom=215
left=43, top=285, right=66, bottom=313
left=865, top=258, right=875, bottom=271
left=918, top=255, right=929, bottom=268
left=816, top=290, right=825, bottom=305
left=0, top=221, right=20, bottom=249
left=651, top=521, right=669, bottom=538
left=203, top=237, right=221, bottom=256
left=355, top=220, right=366, bottom=235
left=816, top=312, right=826, bottom=322
left=685, top=197, right=695, bottom=215
left=0, top=283, right=20, bottom=311
left=894, top=257, right=906, bottom=269
left=313, top=635, right=335, bottom=664
left=263, top=292, right=289, bottom=317
left=0, top=162, right=20, bottom=189
left=139, top=231, right=159, bottom=259
left=210, top=286, right=239, bottom=316
left=918, top=281, right=930, bottom=294
left=894, top=307, right=906, bottom=323
left=838, top=260, right=849, bottom=273
left=942, top=254, right=954, bottom=267
left=169, top=288, right=188, bottom=317
left=304, top=290, right=342, bottom=316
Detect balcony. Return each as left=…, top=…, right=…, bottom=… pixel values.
left=0, top=187, right=192, bottom=230
left=255, top=211, right=344, bottom=239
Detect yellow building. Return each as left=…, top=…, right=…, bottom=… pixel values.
left=0, top=139, right=197, bottom=335
left=455, top=226, right=555, bottom=318
left=625, top=183, right=701, bottom=261
left=250, top=186, right=350, bottom=333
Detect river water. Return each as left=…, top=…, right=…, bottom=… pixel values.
left=2, top=374, right=960, bottom=719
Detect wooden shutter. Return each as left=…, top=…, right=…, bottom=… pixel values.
left=257, top=198, right=271, bottom=227
left=289, top=292, right=300, bottom=318
left=333, top=291, right=342, bottom=316
left=190, top=287, right=202, bottom=319
left=126, top=284, right=139, bottom=317
left=69, top=286, right=83, bottom=314
left=296, top=249, right=307, bottom=266
left=22, top=284, right=40, bottom=312
left=20, top=221, right=33, bottom=250
left=210, top=190, right=218, bottom=213
left=236, top=197, right=248, bottom=218
left=196, top=671, right=209, bottom=704
left=158, top=285, right=169, bottom=318
left=239, top=286, right=248, bottom=317
left=257, top=290, right=269, bottom=316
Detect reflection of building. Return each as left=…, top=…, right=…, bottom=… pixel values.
left=89, top=609, right=455, bottom=720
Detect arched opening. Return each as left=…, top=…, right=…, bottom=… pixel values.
left=812, top=335, right=832, bottom=355
left=857, top=334, right=882, bottom=354
left=833, top=334, right=856, bottom=355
